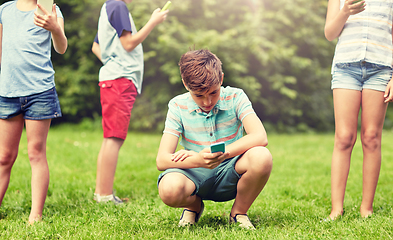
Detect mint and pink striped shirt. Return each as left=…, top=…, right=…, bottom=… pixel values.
left=164, top=86, right=256, bottom=152
left=332, top=0, right=393, bottom=72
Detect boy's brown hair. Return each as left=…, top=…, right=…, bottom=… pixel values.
left=178, top=49, right=223, bottom=93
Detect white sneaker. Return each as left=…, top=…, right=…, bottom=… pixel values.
left=178, top=201, right=204, bottom=227
left=94, top=193, right=123, bottom=205
left=229, top=214, right=256, bottom=230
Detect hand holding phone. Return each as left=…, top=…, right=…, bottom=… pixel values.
left=161, top=1, right=172, bottom=12
left=210, top=142, right=225, bottom=153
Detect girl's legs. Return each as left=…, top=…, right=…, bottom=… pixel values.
left=0, top=115, right=24, bottom=206
left=330, top=89, right=361, bottom=219
left=25, top=119, right=51, bottom=224
left=95, top=137, right=124, bottom=196
left=360, top=89, right=387, bottom=217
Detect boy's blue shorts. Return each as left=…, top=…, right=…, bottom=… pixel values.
left=157, top=155, right=242, bottom=202
left=0, top=87, right=62, bottom=120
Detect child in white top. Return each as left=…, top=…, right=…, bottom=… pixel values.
left=325, top=0, right=393, bottom=219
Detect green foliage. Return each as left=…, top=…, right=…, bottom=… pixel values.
left=1, top=128, right=393, bottom=238
left=128, top=0, right=337, bottom=132
left=9, top=0, right=393, bottom=133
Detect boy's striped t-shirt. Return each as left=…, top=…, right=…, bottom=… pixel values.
left=332, top=0, right=393, bottom=72
left=163, top=86, right=256, bottom=152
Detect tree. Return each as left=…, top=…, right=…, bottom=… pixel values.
left=0, top=0, right=347, bottom=132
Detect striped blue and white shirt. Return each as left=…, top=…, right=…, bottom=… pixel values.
left=332, top=0, right=393, bottom=72
left=163, top=86, right=256, bottom=153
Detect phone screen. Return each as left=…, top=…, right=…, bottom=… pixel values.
left=210, top=142, right=225, bottom=153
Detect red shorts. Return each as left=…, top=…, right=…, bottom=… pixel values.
left=99, top=78, right=137, bottom=140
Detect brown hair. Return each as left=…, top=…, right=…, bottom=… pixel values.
left=178, top=49, right=223, bottom=92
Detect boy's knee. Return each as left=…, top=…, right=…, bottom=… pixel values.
left=158, top=174, right=190, bottom=207
left=248, top=146, right=273, bottom=174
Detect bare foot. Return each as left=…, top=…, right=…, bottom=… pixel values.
left=28, top=215, right=42, bottom=225
left=360, top=207, right=373, bottom=218
left=328, top=210, right=344, bottom=220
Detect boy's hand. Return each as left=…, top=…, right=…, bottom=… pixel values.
left=150, top=8, right=168, bottom=26
left=34, top=4, right=59, bottom=33
left=171, top=149, right=197, bottom=162
left=199, top=148, right=230, bottom=169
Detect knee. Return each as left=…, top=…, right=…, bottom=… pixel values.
left=361, top=131, right=380, bottom=151
left=335, top=132, right=357, bottom=151
left=158, top=175, right=189, bottom=207
left=0, top=150, right=17, bottom=167
left=27, top=142, right=46, bottom=163
left=247, top=147, right=273, bottom=176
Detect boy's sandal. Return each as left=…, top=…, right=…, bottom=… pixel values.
left=229, top=214, right=256, bottom=230
left=178, top=201, right=204, bottom=227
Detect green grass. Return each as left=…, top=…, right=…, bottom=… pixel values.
left=1, top=125, right=393, bottom=239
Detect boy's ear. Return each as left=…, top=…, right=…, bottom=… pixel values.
left=182, top=78, right=189, bottom=91
left=220, top=73, right=224, bottom=85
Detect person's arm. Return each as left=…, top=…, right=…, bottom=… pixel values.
left=224, top=113, right=268, bottom=159
left=324, top=0, right=365, bottom=41
left=119, top=9, right=168, bottom=52
left=92, top=41, right=101, bottom=61
left=383, top=18, right=393, bottom=103
left=0, top=23, right=2, bottom=65
left=34, top=4, right=67, bottom=54
left=156, top=133, right=229, bottom=171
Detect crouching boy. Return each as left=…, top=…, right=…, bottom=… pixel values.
left=156, top=49, right=272, bottom=229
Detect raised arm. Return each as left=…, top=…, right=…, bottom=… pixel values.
left=120, top=9, right=168, bottom=52
left=324, top=0, right=365, bottom=41
left=0, top=23, right=2, bottom=64
left=34, top=4, right=67, bottom=54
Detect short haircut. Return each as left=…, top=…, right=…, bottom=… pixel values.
left=179, top=49, right=223, bottom=93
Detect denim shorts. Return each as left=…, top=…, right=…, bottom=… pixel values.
left=331, top=61, right=393, bottom=92
left=0, top=87, right=62, bottom=120
left=157, top=155, right=242, bottom=202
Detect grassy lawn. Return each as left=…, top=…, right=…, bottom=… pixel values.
left=0, top=125, right=392, bottom=239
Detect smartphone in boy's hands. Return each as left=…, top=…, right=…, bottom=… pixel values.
left=36, top=0, right=53, bottom=15
left=210, top=142, right=225, bottom=153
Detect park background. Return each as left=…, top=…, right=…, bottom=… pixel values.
left=1, top=0, right=393, bottom=239
left=2, top=0, right=379, bottom=133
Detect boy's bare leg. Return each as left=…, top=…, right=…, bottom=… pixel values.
left=360, top=89, right=387, bottom=217
left=25, top=119, right=51, bottom=224
left=95, top=137, right=124, bottom=196
left=0, top=115, right=24, bottom=207
left=330, top=89, right=361, bottom=219
left=158, top=172, right=202, bottom=212
left=231, top=146, right=272, bottom=217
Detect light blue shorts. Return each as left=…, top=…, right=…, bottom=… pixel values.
left=331, top=62, right=393, bottom=92
left=0, top=87, right=62, bottom=120
left=157, top=155, right=242, bottom=202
